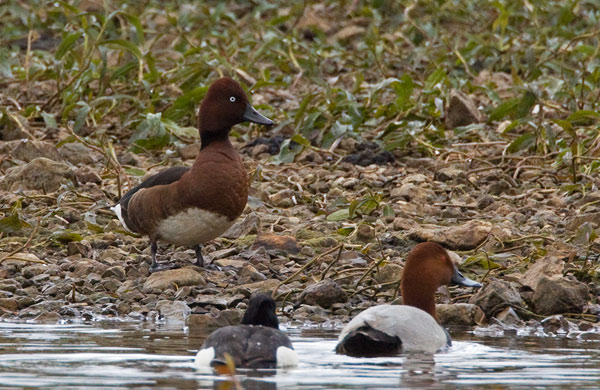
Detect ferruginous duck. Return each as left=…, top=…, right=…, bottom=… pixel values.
left=112, top=77, right=273, bottom=272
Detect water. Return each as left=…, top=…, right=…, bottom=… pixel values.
left=0, top=321, right=599, bottom=389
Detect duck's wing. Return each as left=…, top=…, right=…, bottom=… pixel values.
left=111, top=166, right=190, bottom=232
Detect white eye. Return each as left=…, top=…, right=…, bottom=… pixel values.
left=229, top=96, right=236, bottom=102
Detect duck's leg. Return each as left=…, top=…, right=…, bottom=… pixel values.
left=194, top=245, right=204, bottom=267
left=148, top=241, right=173, bottom=273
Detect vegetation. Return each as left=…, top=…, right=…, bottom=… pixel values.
left=1, top=0, right=599, bottom=316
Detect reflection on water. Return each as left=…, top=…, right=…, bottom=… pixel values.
left=0, top=321, right=599, bottom=389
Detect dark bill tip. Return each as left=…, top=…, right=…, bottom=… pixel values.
left=451, top=266, right=482, bottom=288
left=242, top=103, right=274, bottom=126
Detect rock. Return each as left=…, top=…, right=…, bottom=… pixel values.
left=355, top=224, right=374, bottom=242
left=253, top=234, right=301, bottom=253
left=58, top=142, right=101, bottom=165
left=194, top=294, right=245, bottom=309
left=303, top=236, right=338, bottom=248
left=301, top=279, right=347, bottom=309
left=532, top=276, right=588, bottom=315
left=2, top=157, right=76, bottom=192
left=434, top=167, right=465, bottom=182
left=374, top=263, right=403, bottom=284
left=239, top=264, right=267, bottom=283
left=156, top=300, right=191, bottom=323
left=541, top=315, right=570, bottom=333
left=437, top=303, right=486, bottom=326
left=269, top=189, right=295, bottom=208
left=178, top=143, right=200, bottom=160
left=469, top=278, right=522, bottom=318
left=143, top=267, right=206, bottom=291
left=209, top=247, right=239, bottom=261
left=102, top=266, right=126, bottom=281
left=67, top=241, right=91, bottom=257
left=3, top=139, right=61, bottom=162
left=222, top=213, right=260, bottom=239
left=75, top=166, right=102, bottom=184
left=409, top=220, right=492, bottom=250
left=187, top=309, right=243, bottom=333
left=0, top=298, right=18, bottom=312
left=0, top=279, right=22, bottom=293
left=519, top=255, right=565, bottom=290
left=33, top=311, right=63, bottom=323
left=339, top=251, right=368, bottom=267
left=494, top=306, right=523, bottom=326
left=446, top=89, right=482, bottom=129
left=390, top=183, right=434, bottom=202
left=214, top=259, right=246, bottom=269
left=236, top=279, right=280, bottom=295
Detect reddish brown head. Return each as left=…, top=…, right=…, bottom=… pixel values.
left=198, top=77, right=273, bottom=147
left=400, top=242, right=481, bottom=322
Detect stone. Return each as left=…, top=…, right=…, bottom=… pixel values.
left=75, top=166, right=102, bottom=184
left=469, top=278, right=522, bottom=318
left=2, top=157, right=76, bottom=192
left=3, top=139, right=61, bottom=162
left=301, top=279, right=347, bottom=309
left=178, top=143, right=200, bottom=160
left=541, top=315, right=570, bottom=333
left=374, top=263, right=403, bottom=284
left=58, top=142, right=101, bottom=165
left=33, top=311, right=63, bottom=323
left=156, top=300, right=191, bottom=323
left=409, top=220, right=492, bottom=250
left=239, top=264, right=267, bottom=283
left=143, top=267, right=206, bottom=291
left=532, top=276, right=588, bottom=315
left=434, top=167, right=465, bottom=182
left=214, top=259, right=246, bottom=269
left=236, top=279, right=280, bottom=295
left=102, top=266, right=126, bottom=281
left=0, top=298, right=18, bottom=312
left=269, top=189, right=295, bottom=208
left=494, top=306, right=523, bottom=326
left=193, top=294, right=245, bottom=309
left=222, top=213, right=260, bottom=239
left=437, top=303, right=486, bottom=326
left=519, top=255, right=565, bottom=290
left=253, top=234, right=301, bottom=253
left=187, top=309, right=243, bottom=334
left=446, top=89, right=482, bottom=129
left=355, top=224, right=375, bottom=242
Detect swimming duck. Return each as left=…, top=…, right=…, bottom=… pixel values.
left=335, top=242, right=482, bottom=356
left=195, top=294, right=298, bottom=369
left=112, top=77, right=273, bottom=272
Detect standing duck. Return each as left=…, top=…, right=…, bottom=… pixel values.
left=336, top=242, right=482, bottom=356
left=195, top=294, right=298, bottom=369
left=112, top=77, right=273, bottom=272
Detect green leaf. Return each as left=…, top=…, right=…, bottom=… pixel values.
left=51, top=230, right=83, bottom=244
left=424, top=68, right=446, bottom=90
left=272, top=138, right=304, bottom=165
left=0, top=212, right=31, bottom=234
left=382, top=204, right=395, bottom=217
left=162, top=118, right=199, bottom=140
left=489, top=97, right=519, bottom=122
left=121, top=13, right=144, bottom=44
left=130, top=113, right=170, bottom=152
left=73, top=101, right=90, bottom=133
left=506, top=132, right=536, bottom=154
left=124, top=167, right=146, bottom=176
left=566, top=110, right=600, bottom=125
left=391, top=74, right=415, bottom=111
left=515, top=90, right=536, bottom=118
left=99, top=39, right=143, bottom=61
left=327, top=208, right=350, bottom=221
left=463, top=253, right=501, bottom=269
left=162, top=86, right=208, bottom=122
left=290, top=134, right=311, bottom=147
left=41, top=112, right=57, bottom=129
left=55, top=31, right=82, bottom=60
left=337, top=226, right=355, bottom=236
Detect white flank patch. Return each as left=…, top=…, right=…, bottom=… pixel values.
left=110, top=204, right=133, bottom=232
left=156, top=208, right=234, bottom=247
left=276, top=346, right=299, bottom=368
left=194, top=347, right=215, bottom=368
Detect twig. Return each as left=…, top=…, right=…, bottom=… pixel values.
left=320, top=244, right=344, bottom=281
left=0, top=217, right=43, bottom=264
left=272, top=244, right=343, bottom=298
